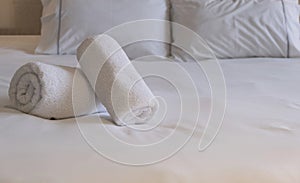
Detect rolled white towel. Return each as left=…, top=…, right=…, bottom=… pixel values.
left=77, top=34, right=157, bottom=125
left=8, top=62, right=104, bottom=119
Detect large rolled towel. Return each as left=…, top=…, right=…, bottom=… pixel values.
left=77, top=34, right=157, bottom=125
left=9, top=62, right=103, bottom=119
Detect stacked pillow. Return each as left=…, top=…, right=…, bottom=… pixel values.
left=36, top=0, right=171, bottom=59
left=170, top=0, right=300, bottom=61
left=36, top=0, right=300, bottom=61
left=285, top=0, right=300, bottom=57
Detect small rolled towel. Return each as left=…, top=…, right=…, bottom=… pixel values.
left=9, top=62, right=103, bottom=119
left=77, top=34, right=157, bottom=125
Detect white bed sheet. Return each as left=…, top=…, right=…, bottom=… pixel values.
left=0, top=36, right=300, bottom=183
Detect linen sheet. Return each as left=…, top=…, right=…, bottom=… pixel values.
left=0, top=36, right=300, bottom=183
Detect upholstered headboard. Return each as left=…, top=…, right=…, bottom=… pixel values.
left=0, top=0, right=42, bottom=35
left=0, top=0, right=299, bottom=35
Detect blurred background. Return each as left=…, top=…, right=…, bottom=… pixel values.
left=0, top=0, right=42, bottom=35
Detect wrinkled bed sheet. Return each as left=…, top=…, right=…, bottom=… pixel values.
left=0, top=36, right=300, bottom=183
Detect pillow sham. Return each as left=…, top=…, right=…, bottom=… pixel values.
left=171, top=0, right=300, bottom=61
left=36, top=0, right=171, bottom=59
left=285, top=0, right=300, bottom=57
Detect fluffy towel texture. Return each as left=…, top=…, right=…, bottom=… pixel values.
left=77, top=34, right=157, bottom=125
left=9, top=62, right=103, bottom=119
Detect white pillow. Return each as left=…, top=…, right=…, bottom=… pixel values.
left=285, top=0, right=300, bottom=57
left=171, top=0, right=300, bottom=61
left=36, top=0, right=171, bottom=59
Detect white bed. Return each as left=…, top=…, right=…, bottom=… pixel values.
left=0, top=35, right=300, bottom=183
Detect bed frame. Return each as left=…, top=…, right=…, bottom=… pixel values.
left=0, top=0, right=42, bottom=35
